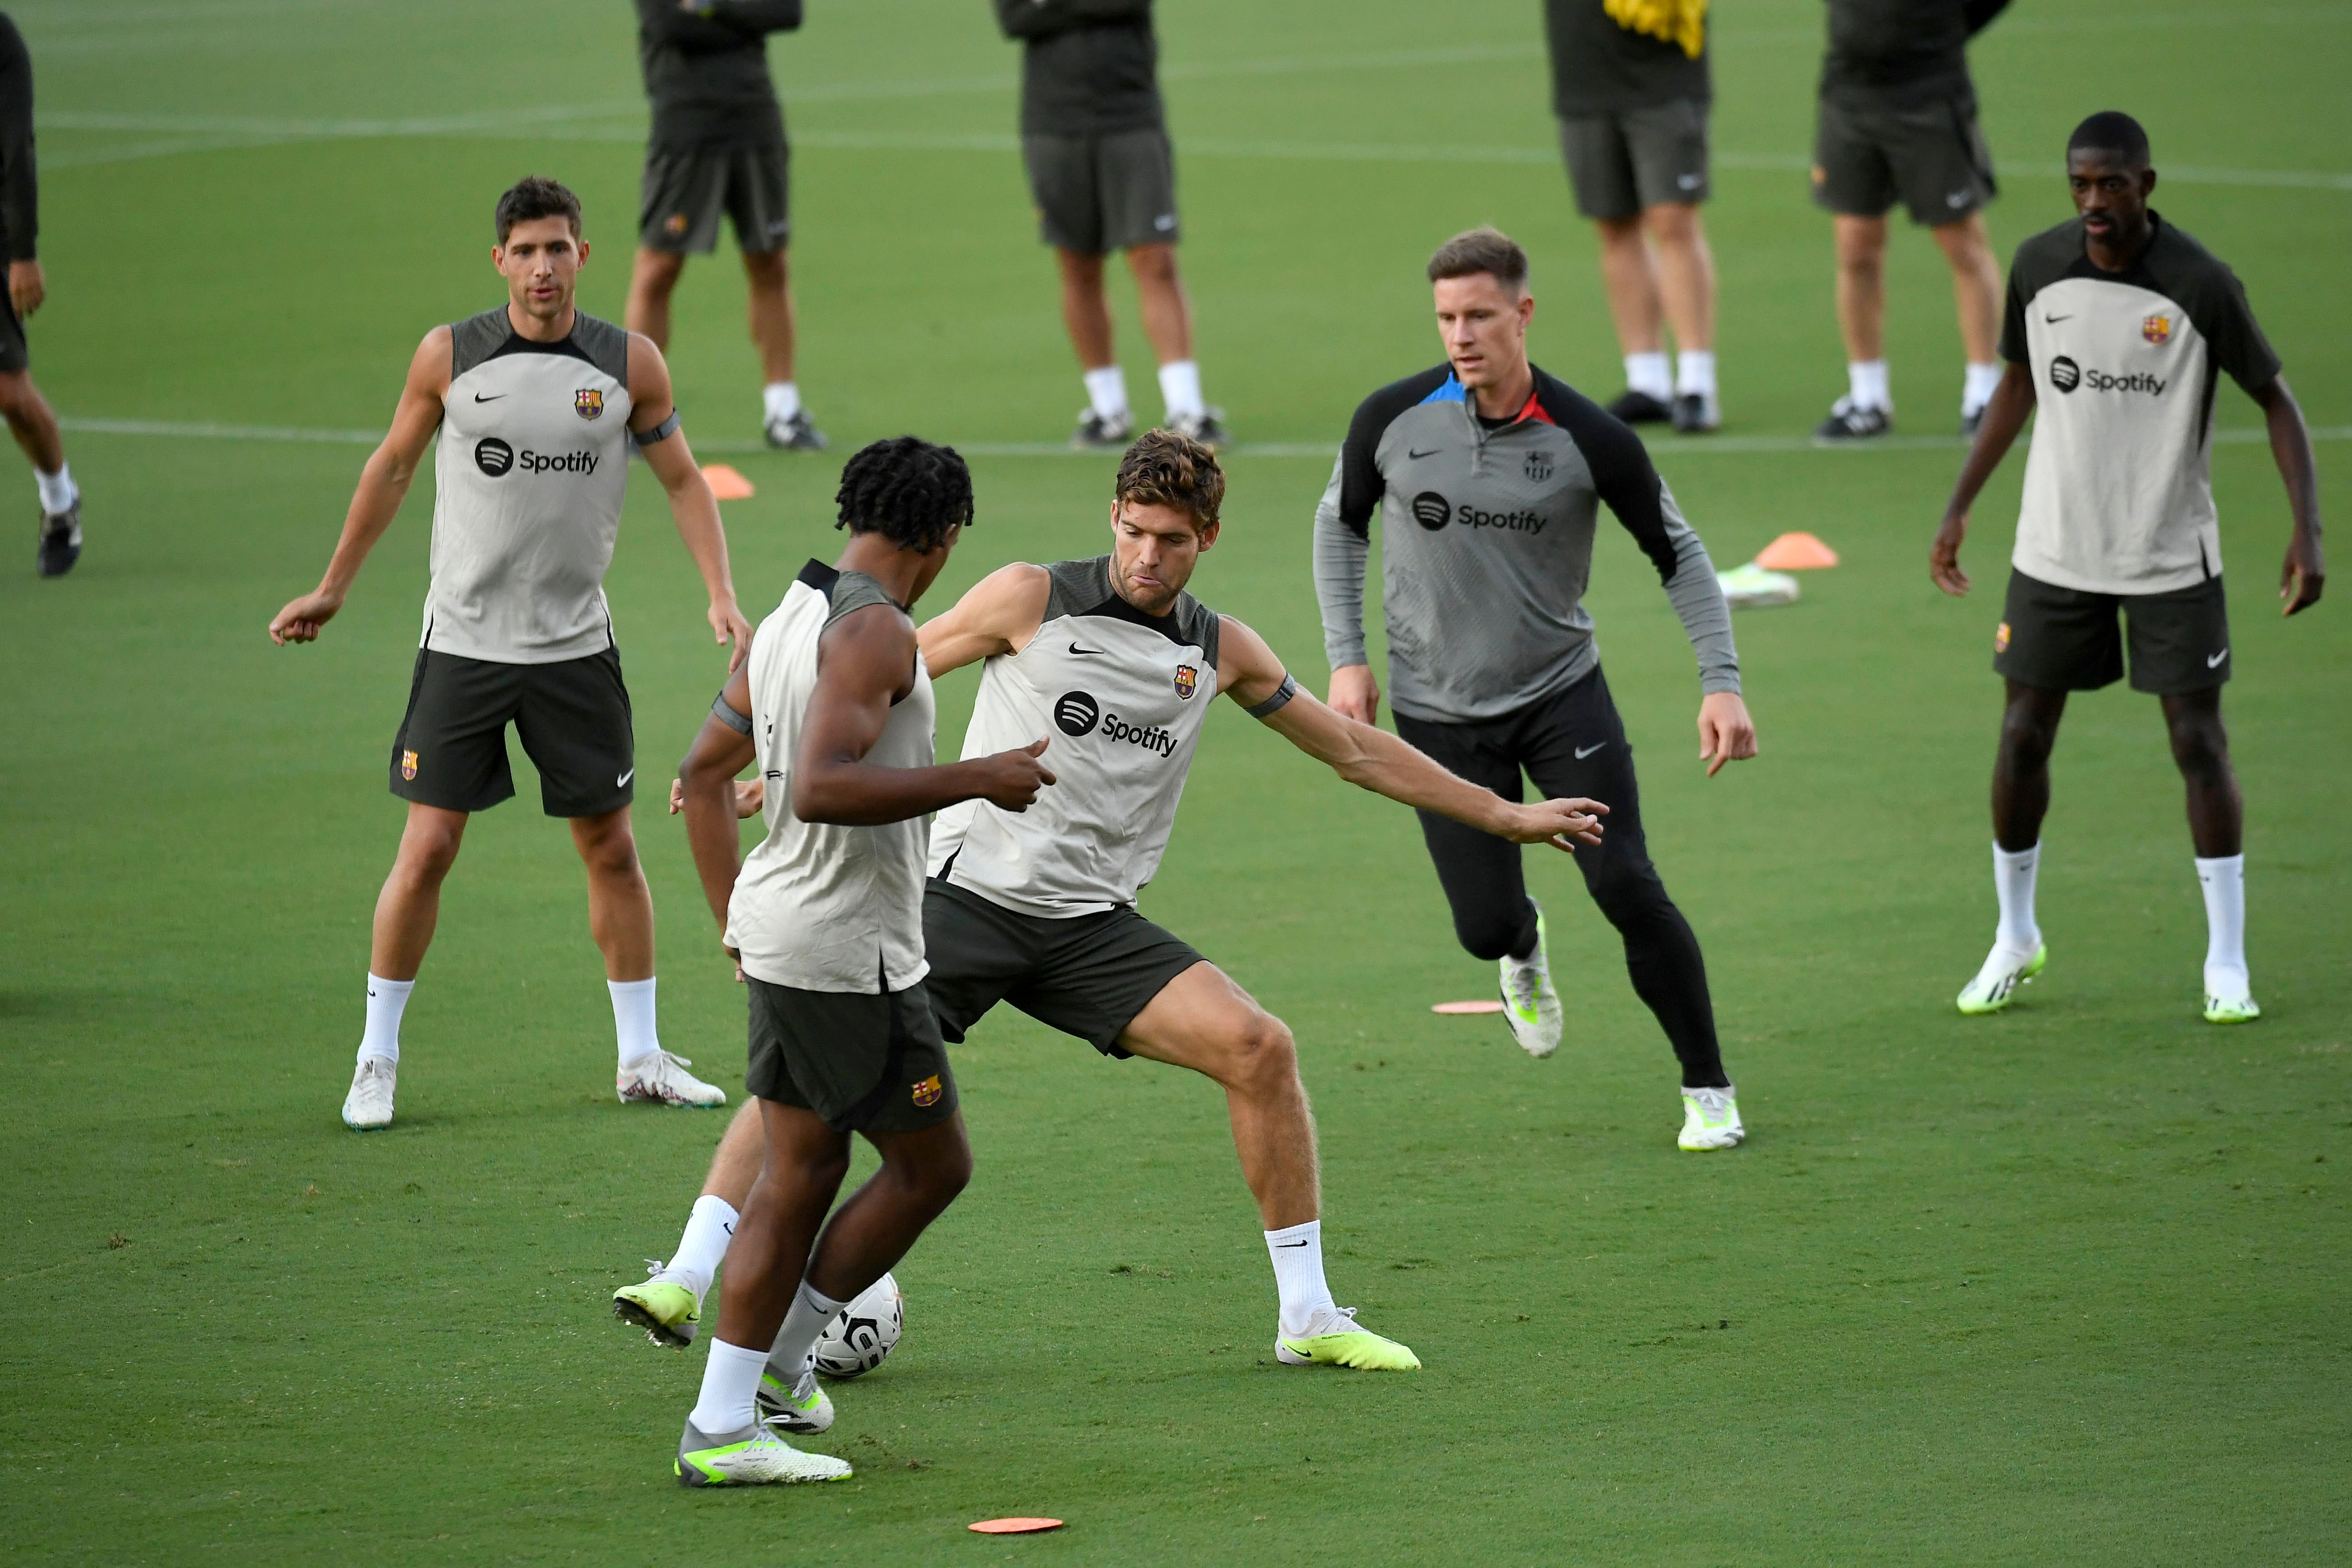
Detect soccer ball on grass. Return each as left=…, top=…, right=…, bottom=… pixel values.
left=813, top=1271, right=903, bottom=1378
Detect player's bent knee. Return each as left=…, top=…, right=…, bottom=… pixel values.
left=1227, top=1013, right=1298, bottom=1093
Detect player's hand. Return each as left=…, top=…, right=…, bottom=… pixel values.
left=668, top=776, right=764, bottom=817
left=1930, top=511, right=1971, bottom=596
left=1698, top=691, right=1757, bottom=778
left=269, top=588, right=344, bottom=644
left=1508, top=796, right=1608, bottom=852
left=1327, top=664, right=1381, bottom=726
left=710, top=598, right=755, bottom=672
left=723, top=941, right=743, bottom=984
left=2281, top=533, right=2325, bottom=617
left=972, top=737, right=1056, bottom=812
left=9, top=260, right=44, bottom=318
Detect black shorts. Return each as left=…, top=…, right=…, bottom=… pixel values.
left=1994, top=570, right=2231, bottom=696
left=1557, top=99, right=1710, bottom=221
left=1812, top=91, right=1995, bottom=225
left=390, top=645, right=635, bottom=817
left=0, top=291, right=24, bottom=373
left=1021, top=127, right=1179, bottom=254
left=639, top=141, right=791, bottom=255
left=745, top=976, right=958, bottom=1133
left=921, top=879, right=1205, bottom=1059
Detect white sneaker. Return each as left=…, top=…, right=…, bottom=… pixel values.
left=1678, top=1085, right=1743, bottom=1150
left=1498, top=903, right=1563, bottom=1058
left=342, top=1056, right=396, bottom=1130
left=618, top=1051, right=727, bottom=1108
left=1957, top=941, right=2047, bottom=1015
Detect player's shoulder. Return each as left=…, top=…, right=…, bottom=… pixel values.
left=446, top=308, right=511, bottom=378
left=2137, top=214, right=2251, bottom=311
left=568, top=310, right=633, bottom=383
left=1529, top=364, right=1650, bottom=474
left=1347, top=364, right=1457, bottom=449
left=2007, top=218, right=2089, bottom=297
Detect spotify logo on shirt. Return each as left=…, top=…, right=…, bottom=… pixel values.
left=1054, top=691, right=1101, bottom=737
left=475, top=437, right=516, bottom=476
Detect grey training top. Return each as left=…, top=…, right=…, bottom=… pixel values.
left=1314, top=364, right=1737, bottom=724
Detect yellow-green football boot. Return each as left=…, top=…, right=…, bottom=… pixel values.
left=1275, top=1306, right=1420, bottom=1370
left=1678, top=1085, right=1744, bottom=1150
left=1498, top=903, right=1563, bottom=1058
left=755, top=1362, right=834, bottom=1433
left=2203, top=971, right=2261, bottom=1025
left=1957, top=941, right=2046, bottom=1014
left=674, top=1418, right=850, bottom=1488
left=614, top=1261, right=702, bottom=1347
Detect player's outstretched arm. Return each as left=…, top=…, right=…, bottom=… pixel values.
left=916, top=561, right=1051, bottom=680
left=2251, top=374, right=2324, bottom=616
left=795, top=606, right=1057, bottom=825
left=1931, top=360, right=2036, bottom=597
left=1218, top=615, right=1605, bottom=851
left=628, top=331, right=754, bottom=670
left=677, top=655, right=761, bottom=950
left=268, top=327, right=450, bottom=644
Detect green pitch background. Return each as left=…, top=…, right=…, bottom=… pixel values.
left=4, top=1, right=2347, bottom=1561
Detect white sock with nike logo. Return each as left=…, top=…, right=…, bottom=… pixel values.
left=668, top=1193, right=739, bottom=1301
left=2194, top=854, right=2248, bottom=998
left=611, top=976, right=660, bottom=1069
left=1265, top=1220, right=1336, bottom=1338
left=767, top=1280, right=846, bottom=1378
left=358, top=973, right=413, bottom=1066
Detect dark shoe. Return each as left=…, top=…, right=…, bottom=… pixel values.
left=762, top=410, right=829, bottom=451
left=1813, top=397, right=1891, bottom=443
left=1960, top=407, right=1985, bottom=438
left=36, top=500, right=80, bottom=578
left=1070, top=408, right=1135, bottom=451
left=1671, top=392, right=1719, bottom=434
left=1167, top=406, right=1228, bottom=450
left=1605, top=389, right=1674, bottom=425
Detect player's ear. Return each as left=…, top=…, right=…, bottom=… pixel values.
left=577, top=237, right=590, bottom=268
left=1195, top=519, right=1220, bottom=553
left=2140, top=167, right=2157, bottom=198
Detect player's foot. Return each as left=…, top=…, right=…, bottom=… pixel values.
left=614, top=1260, right=702, bottom=1346
left=1678, top=1085, right=1744, bottom=1150
left=763, top=410, right=829, bottom=451
left=36, top=501, right=81, bottom=578
left=341, top=1056, right=396, bottom=1130
left=1498, top=904, right=1563, bottom=1059
left=1167, top=406, right=1229, bottom=450
left=1671, top=392, right=1720, bottom=434
left=1071, top=408, right=1135, bottom=450
left=755, top=1362, right=835, bottom=1433
left=1276, top=1306, right=1420, bottom=1370
left=1813, top=397, right=1891, bottom=443
left=2203, top=970, right=2260, bottom=1024
left=1956, top=941, right=2046, bottom=1015
left=1960, top=407, right=1986, bottom=439
left=1605, top=388, right=1673, bottom=425
left=618, top=1051, right=728, bottom=1108
left=675, top=1417, right=851, bottom=1488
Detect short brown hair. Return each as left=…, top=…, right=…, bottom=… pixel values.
left=1426, top=226, right=1528, bottom=292
left=1115, top=428, right=1224, bottom=530
left=495, top=175, right=582, bottom=243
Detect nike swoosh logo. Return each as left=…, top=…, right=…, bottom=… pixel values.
left=2207, top=648, right=2228, bottom=667
left=473, top=392, right=506, bottom=402
left=617, top=768, right=636, bottom=787
left=2045, top=315, right=2071, bottom=324
left=367, top=989, right=376, bottom=998
left=1406, top=447, right=1441, bottom=460
left=1276, top=1240, right=1311, bottom=1248
left=1573, top=742, right=1607, bottom=759
left=1068, top=642, right=1106, bottom=656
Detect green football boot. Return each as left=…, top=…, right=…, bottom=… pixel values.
left=755, top=1362, right=834, bottom=1433
left=614, top=1262, right=702, bottom=1347
left=1498, top=903, right=1562, bottom=1058
left=1957, top=941, right=2046, bottom=1014
left=2204, top=980, right=2261, bottom=1024
left=1275, top=1306, right=1421, bottom=1370
left=675, top=1417, right=851, bottom=1488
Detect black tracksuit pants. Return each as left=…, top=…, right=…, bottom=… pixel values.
left=1392, top=667, right=1729, bottom=1089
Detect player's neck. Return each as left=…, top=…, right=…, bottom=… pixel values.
left=2084, top=213, right=2155, bottom=275
left=834, top=534, right=924, bottom=608
left=505, top=299, right=577, bottom=344
left=1467, top=360, right=1534, bottom=421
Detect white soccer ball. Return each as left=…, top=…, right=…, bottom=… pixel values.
left=812, top=1272, right=903, bottom=1378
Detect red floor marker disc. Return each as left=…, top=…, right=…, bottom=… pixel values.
left=1431, top=999, right=1506, bottom=1015
left=970, top=1517, right=1064, bottom=1534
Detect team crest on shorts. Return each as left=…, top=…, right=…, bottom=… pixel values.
left=1994, top=621, right=2011, bottom=653
left=664, top=212, right=690, bottom=237
left=574, top=388, right=604, bottom=420
left=910, top=1074, right=943, bottom=1108
left=2142, top=314, right=2173, bottom=346
left=401, top=749, right=419, bottom=780
left=1174, top=664, right=1198, bottom=700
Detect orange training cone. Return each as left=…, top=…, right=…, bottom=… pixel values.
left=701, top=463, right=756, bottom=500
left=1755, top=531, right=1838, bottom=570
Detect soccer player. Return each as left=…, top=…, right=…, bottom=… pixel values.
left=619, top=431, right=1605, bottom=1372
left=992, top=0, right=1225, bottom=449
left=1809, top=0, right=2010, bottom=441
left=625, top=0, right=825, bottom=450
left=0, top=13, right=82, bottom=577
left=671, top=437, right=1055, bottom=1487
left=1930, top=112, right=2325, bottom=1024
left=268, top=176, right=755, bottom=1130
left=1315, top=227, right=1758, bottom=1152
left=1543, top=0, right=1720, bottom=433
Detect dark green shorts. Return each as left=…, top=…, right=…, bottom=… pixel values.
left=639, top=141, right=791, bottom=255
left=922, top=880, right=1205, bottom=1059
left=1994, top=569, right=2231, bottom=696
left=390, top=645, right=633, bottom=817
left=1812, top=91, right=1995, bottom=226
left=1557, top=98, right=1710, bottom=221
left=1021, top=127, right=1178, bottom=254
left=744, top=975, right=958, bottom=1133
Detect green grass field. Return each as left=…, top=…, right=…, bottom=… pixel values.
left=4, top=1, right=2348, bottom=1561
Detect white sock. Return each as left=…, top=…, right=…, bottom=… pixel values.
left=1623, top=351, right=1672, bottom=402
left=1264, top=1220, right=1337, bottom=1338
left=1675, top=349, right=1716, bottom=399
left=667, top=1195, right=739, bottom=1301
left=1157, top=359, right=1205, bottom=421
left=35, top=463, right=75, bottom=515
left=762, top=381, right=801, bottom=424
left=1082, top=364, right=1128, bottom=421
left=1962, top=361, right=2003, bottom=416
left=2195, top=854, right=2249, bottom=997
left=687, top=1338, right=770, bottom=1435
left=1993, top=842, right=2042, bottom=954
left=766, top=1280, right=846, bottom=1376
left=611, top=977, right=659, bottom=1069
left=1848, top=360, right=1891, bottom=412
left=358, top=974, right=413, bottom=1066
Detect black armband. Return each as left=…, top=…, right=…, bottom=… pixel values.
left=638, top=408, right=683, bottom=445
left=1243, top=673, right=1299, bottom=719
left=711, top=692, right=753, bottom=734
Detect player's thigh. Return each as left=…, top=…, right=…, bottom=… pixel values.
left=725, top=141, right=792, bottom=257
left=747, top=975, right=960, bottom=1136
left=2123, top=575, right=2231, bottom=695
left=1623, top=97, right=1710, bottom=209
left=1811, top=95, right=1897, bottom=219
left=1392, top=710, right=1531, bottom=918
left=919, top=881, right=1036, bottom=1046
left=1558, top=113, right=1640, bottom=222
left=1022, top=134, right=1105, bottom=255
left=392, top=648, right=521, bottom=812
left=1994, top=570, right=2124, bottom=692
left=0, top=298, right=27, bottom=375
left=1097, top=127, right=1178, bottom=251
left=1886, top=93, right=1997, bottom=226
left=1115, top=959, right=1287, bottom=1085
left=639, top=147, right=728, bottom=254
left=514, top=646, right=635, bottom=818
left=1007, top=905, right=1206, bottom=1060
left=1518, top=669, right=1664, bottom=888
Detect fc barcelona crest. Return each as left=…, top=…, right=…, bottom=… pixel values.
left=2142, top=314, right=2173, bottom=346
left=911, top=1074, right=943, bottom=1108
left=574, top=388, right=605, bottom=420
left=1174, top=664, right=1198, bottom=700
left=401, top=749, right=419, bottom=781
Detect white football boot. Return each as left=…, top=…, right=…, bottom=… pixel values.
left=675, top=1418, right=850, bottom=1487
left=342, top=1056, right=396, bottom=1131
left=618, top=1051, right=727, bottom=1108
left=1678, top=1085, right=1744, bottom=1150
left=1956, top=941, right=2047, bottom=1014
left=755, top=1360, right=835, bottom=1433
left=2203, top=965, right=2260, bottom=1025
left=1498, top=903, right=1564, bottom=1058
